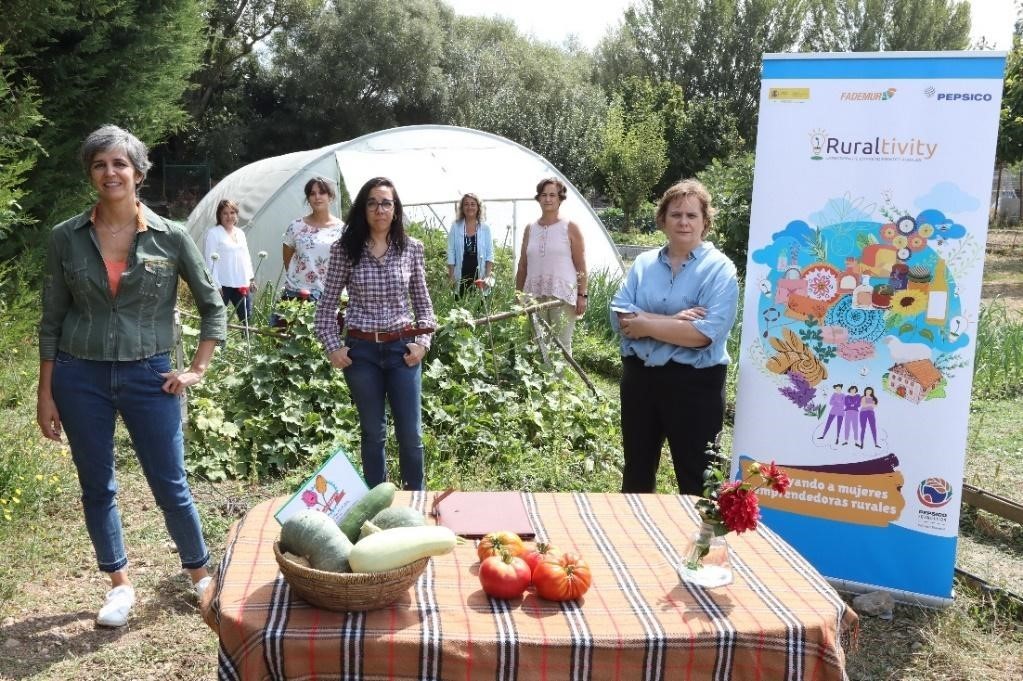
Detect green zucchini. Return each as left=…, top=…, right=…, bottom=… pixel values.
left=371, top=506, right=426, bottom=530
left=280, top=509, right=353, bottom=572
left=348, top=526, right=457, bottom=573
left=338, top=481, right=397, bottom=542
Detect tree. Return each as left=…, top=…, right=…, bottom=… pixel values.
left=242, top=0, right=453, bottom=159
left=442, top=15, right=609, bottom=191
left=997, top=6, right=1023, bottom=168
left=613, top=77, right=743, bottom=194
left=0, top=0, right=205, bottom=249
left=802, top=0, right=971, bottom=52
left=696, top=152, right=755, bottom=272
left=190, top=0, right=316, bottom=121
left=598, top=0, right=807, bottom=142
left=596, top=97, right=669, bottom=231
left=0, top=48, right=43, bottom=246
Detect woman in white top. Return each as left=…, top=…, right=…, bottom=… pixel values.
left=515, top=177, right=587, bottom=351
left=204, top=199, right=255, bottom=324
left=281, top=177, right=345, bottom=301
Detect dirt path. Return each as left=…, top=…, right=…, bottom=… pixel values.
left=983, top=230, right=1023, bottom=314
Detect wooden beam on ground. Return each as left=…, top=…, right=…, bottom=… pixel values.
left=534, top=316, right=599, bottom=397
left=954, top=568, right=1023, bottom=616
left=961, top=483, right=1023, bottom=525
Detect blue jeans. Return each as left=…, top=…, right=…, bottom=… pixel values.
left=343, top=338, right=425, bottom=490
left=51, top=351, right=209, bottom=572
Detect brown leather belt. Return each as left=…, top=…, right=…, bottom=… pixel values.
left=346, top=326, right=435, bottom=343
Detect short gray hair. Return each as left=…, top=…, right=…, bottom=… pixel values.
left=80, top=125, right=153, bottom=182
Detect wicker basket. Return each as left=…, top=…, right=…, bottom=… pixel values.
left=273, top=541, right=429, bottom=612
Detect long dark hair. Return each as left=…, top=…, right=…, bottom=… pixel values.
left=339, top=177, right=405, bottom=266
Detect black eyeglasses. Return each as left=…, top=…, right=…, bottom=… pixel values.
left=367, top=199, right=395, bottom=212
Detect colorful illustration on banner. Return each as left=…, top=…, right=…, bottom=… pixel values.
left=745, top=187, right=982, bottom=526
left=751, top=190, right=977, bottom=428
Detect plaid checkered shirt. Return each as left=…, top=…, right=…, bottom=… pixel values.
left=315, top=237, right=436, bottom=352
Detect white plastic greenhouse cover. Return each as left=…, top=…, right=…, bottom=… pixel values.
left=186, top=125, right=624, bottom=290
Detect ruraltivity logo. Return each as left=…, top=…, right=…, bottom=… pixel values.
left=808, top=128, right=938, bottom=161
left=840, top=88, right=897, bottom=101
left=917, top=477, right=954, bottom=508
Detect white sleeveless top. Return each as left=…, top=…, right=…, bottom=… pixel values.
left=522, top=219, right=577, bottom=305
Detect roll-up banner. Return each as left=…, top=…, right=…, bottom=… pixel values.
left=733, top=52, right=1006, bottom=605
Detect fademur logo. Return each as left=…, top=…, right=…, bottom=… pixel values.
left=840, top=88, right=896, bottom=101
left=808, top=128, right=938, bottom=161
left=769, top=87, right=810, bottom=101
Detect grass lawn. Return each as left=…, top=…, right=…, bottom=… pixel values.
left=0, top=236, right=1020, bottom=680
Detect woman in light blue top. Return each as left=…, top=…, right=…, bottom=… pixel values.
left=611, top=179, right=739, bottom=495
left=446, top=193, right=495, bottom=297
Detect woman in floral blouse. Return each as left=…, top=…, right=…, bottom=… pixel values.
left=314, top=177, right=436, bottom=490
left=281, top=177, right=344, bottom=301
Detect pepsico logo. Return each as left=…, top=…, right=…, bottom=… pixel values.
left=917, top=478, right=954, bottom=508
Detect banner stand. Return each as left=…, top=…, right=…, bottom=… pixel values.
left=733, top=51, right=1006, bottom=604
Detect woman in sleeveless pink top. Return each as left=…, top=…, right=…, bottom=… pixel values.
left=515, top=177, right=587, bottom=352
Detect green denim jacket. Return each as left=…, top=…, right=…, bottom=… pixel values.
left=39, top=204, right=227, bottom=361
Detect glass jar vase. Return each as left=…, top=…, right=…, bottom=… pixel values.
left=679, top=521, right=733, bottom=588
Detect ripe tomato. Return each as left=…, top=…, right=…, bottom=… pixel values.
left=477, top=531, right=525, bottom=562
left=522, top=541, right=561, bottom=575
left=478, top=553, right=531, bottom=599
left=533, top=552, right=593, bottom=601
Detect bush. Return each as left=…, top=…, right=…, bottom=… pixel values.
left=184, top=224, right=623, bottom=490
left=597, top=204, right=658, bottom=235
left=697, top=152, right=754, bottom=274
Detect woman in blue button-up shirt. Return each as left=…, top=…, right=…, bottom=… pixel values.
left=611, top=179, right=739, bottom=495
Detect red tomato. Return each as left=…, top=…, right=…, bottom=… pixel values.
left=477, top=531, right=525, bottom=562
left=478, top=553, right=531, bottom=599
left=533, top=552, right=593, bottom=601
left=522, top=541, right=561, bottom=575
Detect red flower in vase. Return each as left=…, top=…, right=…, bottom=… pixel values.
left=760, top=461, right=792, bottom=494
left=716, top=482, right=760, bottom=534
left=696, top=454, right=792, bottom=536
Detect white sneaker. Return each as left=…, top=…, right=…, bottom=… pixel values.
left=96, top=585, right=135, bottom=627
left=194, top=576, right=213, bottom=601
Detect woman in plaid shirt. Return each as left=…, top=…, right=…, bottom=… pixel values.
left=314, top=178, right=436, bottom=490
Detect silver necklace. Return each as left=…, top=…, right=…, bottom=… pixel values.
left=99, top=218, right=135, bottom=237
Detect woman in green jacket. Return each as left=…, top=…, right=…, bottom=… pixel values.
left=36, top=125, right=227, bottom=627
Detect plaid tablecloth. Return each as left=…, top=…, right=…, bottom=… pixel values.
left=202, top=493, right=857, bottom=681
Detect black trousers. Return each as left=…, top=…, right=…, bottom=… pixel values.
left=221, top=286, right=253, bottom=325
left=620, top=356, right=727, bottom=495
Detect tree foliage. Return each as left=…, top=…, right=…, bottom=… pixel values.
left=241, top=0, right=453, bottom=159
left=596, top=97, right=669, bottom=231
left=602, top=0, right=808, bottom=141
left=998, top=12, right=1023, bottom=167
left=0, top=48, right=43, bottom=246
left=696, top=152, right=755, bottom=272
left=613, top=77, right=743, bottom=195
left=168, top=0, right=317, bottom=173
left=0, top=0, right=204, bottom=253
left=803, top=0, right=971, bottom=52
left=443, top=15, right=607, bottom=190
